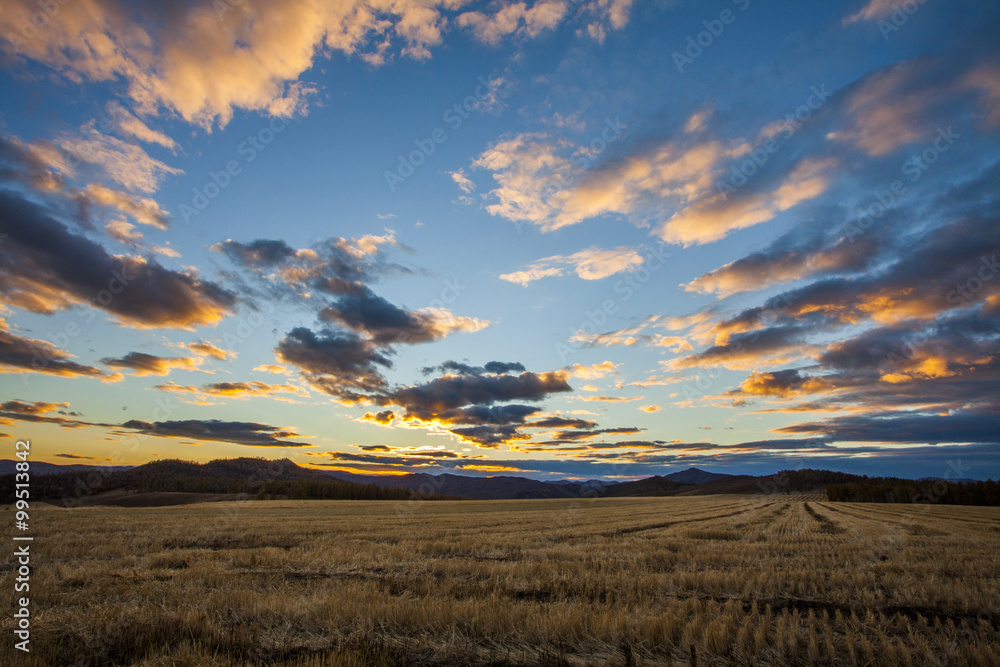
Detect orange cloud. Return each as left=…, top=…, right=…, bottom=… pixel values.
left=102, top=352, right=202, bottom=376
left=500, top=246, right=644, bottom=286
left=183, top=341, right=237, bottom=361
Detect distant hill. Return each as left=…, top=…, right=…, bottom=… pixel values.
left=323, top=471, right=599, bottom=500
left=323, top=468, right=730, bottom=500
left=0, top=458, right=451, bottom=506
left=662, top=467, right=731, bottom=484
left=5, top=459, right=995, bottom=506
left=0, top=460, right=132, bottom=476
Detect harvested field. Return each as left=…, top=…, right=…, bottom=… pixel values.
left=1, top=496, right=998, bottom=665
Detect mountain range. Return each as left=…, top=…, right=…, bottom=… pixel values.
left=1, top=457, right=837, bottom=502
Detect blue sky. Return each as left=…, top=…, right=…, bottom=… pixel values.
left=1, top=0, right=999, bottom=480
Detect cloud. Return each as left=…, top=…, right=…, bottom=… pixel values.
left=0, top=0, right=626, bottom=130
left=275, top=327, right=393, bottom=402
left=684, top=216, right=890, bottom=297
left=212, top=233, right=412, bottom=302
left=320, top=366, right=577, bottom=448
left=735, top=369, right=835, bottom=399
left=500, top=246, right=644, bottom=286
left=214, top=239, right=296, bottom=267
left=664, top=326, right=817, bottom=371
left=963, top=64, right=1000, bottom=126
left=253, top=364, right=292, bottom=375
left=0, top=130, right=171, bottom=229
left=828, top=63, right=941, bottom=157
left=457, top=1, right=569, bottom=45
left=0, top=319, right=117, bottom=381
left=711, top=215, right=1000, bottom=337
left=449, top=424, right=530, bottom=448
left=362, top=410, right=396, bottom=425
left=0, top=399, right=102, bottom=428
left=104, top=220, right=145, bottom=245
left=566, top=317, right=696, bottom=351
left=842, top=0, right=900, bottom=25
left=449, top=169, right=476, bottom=193
left=155, top=380, right=308, bottom=401
left=105, top=101, right=178, bottom=150
left=469, top=108, right=834, bottom=243
left=524, top=416, right=599, bottom=429
left=120, top=418, right=312, bottom=447
left=541, top=426, right=642, bottom=442
left=578, top=395, right=643, bottom=403
left=0, top=191, right=235, bottom=329
left=422, top=360, right=528, bottom=376
left=56, top=123, right=182, bottom=193
left=381, top=370, right=573, bottom=421
left=318, top=287, right=488, bottom=345
left=659, top=158, right=838, bottom=246
left=101, top=352, right=202, bottom=376
left=777, top=408, right=1000, bottom=445
left=564, top=361, right=620, bottom=379
left=81, top=184, right=172, bottom=230
left=182, top=341, right=237, bottom=361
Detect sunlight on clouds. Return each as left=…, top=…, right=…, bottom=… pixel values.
left=660, top=158, right=837, bottom=246
left=500, top=246, right=644, bottom=286
left=57, top=123, right=182, bottom=193
left=962, top=65, right=1000, bottom=126
left=0, top=0, right=633, bottom=130
left=457, top=1, right=569, bottom=45
left=472, top=107, right=835, bottom=244
left=842, top=0, right=899, bottom=24
left=564, top=361, right=620, bottom=379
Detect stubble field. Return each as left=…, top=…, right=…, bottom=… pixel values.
left=2, top=495, right=998, bottom=666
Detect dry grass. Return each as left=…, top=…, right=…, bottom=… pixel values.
left=2, top=495, right=998, bottom=665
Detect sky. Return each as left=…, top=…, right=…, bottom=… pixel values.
left=1, top=0, right=999, bottom=481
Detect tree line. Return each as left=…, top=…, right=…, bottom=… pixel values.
left=0, top=458, right=453, bottom=505
left=827, top=478, right=1000, bottom=505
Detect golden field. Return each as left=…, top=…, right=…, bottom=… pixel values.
left=2, top=495, right=999, bottom=666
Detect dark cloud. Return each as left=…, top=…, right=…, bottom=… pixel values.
left=434, top=404, right=541, bottom=426
left=685, top=211, right=895, bottom=296
left=318, top=287, right=484, bottom=345
left=778, top=409, right=1000, bottom=445
left=0, top=400, right=98, bottom=428
left=120, top=418, right=312, bottom=447
left=422, top=360, right=527, bottom=376
left=541, top=426, right=643, bottom=443
left=449, top=425, right=528, bottom=448
left=1, top=400, right=69, bottom=415
left=524, top=417, right=599, bottom=429
left=732, top=369, right=835, bottom=399
left=738, top=311, right=1000, bottom=415
left=213, top=239, right=295, bottom=267
left=357, top=444, right=393, bottom=452
left=275, top=327, right=392, bottom=401
left=212, top=233, right=414, bottom=303
left=0, top=133, right=67, bottom=193
left=484, top=361, right=528, bottom=374
left=362, top=410, right=395, bottom=425
left=714, top=214, right=1000, bottom=336
left=320, top=450, right=469, bottom=467
left=0, top=190, right=234, bottom=328
left=101, top=351, right=200, bottom=376
left=668, top=326, right=814, bottom=370
left=1, top=321, right=113, bottom=379
left=381, top=370, right=572, bottom=419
